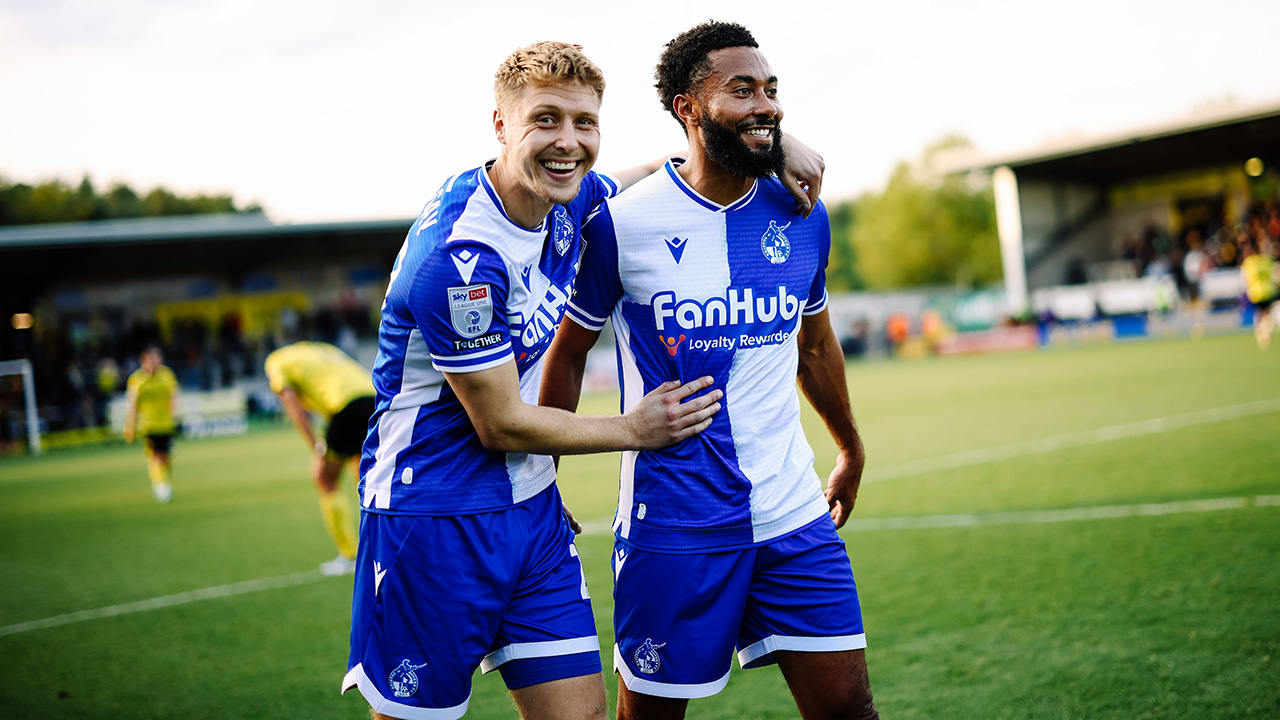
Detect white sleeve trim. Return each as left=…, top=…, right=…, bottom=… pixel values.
left=736, top=633, right=867, bottom=670
left=612, top=644, right=730, bottom=699
left=341, top=663, right=471, bottom=720
left=565, top=301, right=609, bottom=330
left=480, top=635, right=601, bottom=673
left=429, top=351, right=513, bottom=374
left=802, top=288, right=829, bottom=315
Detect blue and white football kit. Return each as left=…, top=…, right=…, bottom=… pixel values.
left=343, top=162, right=618, bottom=718
left=566, top=159, right=866, bottom=698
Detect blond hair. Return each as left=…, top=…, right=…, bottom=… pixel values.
left=494, top=41, right=606, bottom=110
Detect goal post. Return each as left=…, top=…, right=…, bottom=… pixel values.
left=0, top=359, right=41, bottom=455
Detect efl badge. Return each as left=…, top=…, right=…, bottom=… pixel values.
left=760, top=221, right=791, bottom=264
left=449, top=284, right=493, bottom=338
left=388, top=659, right=428, bottom=698
left=553, top=208, right=574, bottom=256
left=633, top=638, right=667, bottom=675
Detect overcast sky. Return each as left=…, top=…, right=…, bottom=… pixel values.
left=2, top=0, right=1278, bottom=223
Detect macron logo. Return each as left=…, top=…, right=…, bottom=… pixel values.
left=374, top=561, right=388, bottom=594
left=664, top=237, right=689, bottom=264
left=614, top=548, right=628, bottom=581
left=451, top=250, right=479, bottom=284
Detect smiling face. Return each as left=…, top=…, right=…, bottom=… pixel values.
left=693, top=46, right=785, bottom=178
left=494, top=81, right=602, bottom=211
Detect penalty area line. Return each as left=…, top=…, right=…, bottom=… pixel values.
left=0, top=569, right=326, bottom=639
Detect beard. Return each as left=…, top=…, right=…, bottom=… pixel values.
left=701, top=113, right=786, bottom=179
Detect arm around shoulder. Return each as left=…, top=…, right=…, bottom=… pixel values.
left=448, top=359, right=722, bottom=456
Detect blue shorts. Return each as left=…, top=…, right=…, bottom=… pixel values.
left=342, top=483, right=601, bottom=719
left=612, top=517, right=866, bottom=699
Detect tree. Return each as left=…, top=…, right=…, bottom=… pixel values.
left=0, top=174, right=260, bottom=226
left=825, top=200, right=864, bottom=291
left=839, top=136, right=1002, bottom=290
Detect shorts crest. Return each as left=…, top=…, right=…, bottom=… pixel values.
left=388, top=659, right=428, bottom=698
left=633, top=638, right=667, bottom=675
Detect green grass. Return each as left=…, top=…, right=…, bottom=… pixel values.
left=2, top=333, right=1278, bottom=718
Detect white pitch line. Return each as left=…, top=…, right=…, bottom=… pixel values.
left=841, top=495, right=1280, bottom=532
left=6, top=494, right=1278, bottom=639
left=863, top=397, right=1280, bottom=484
left=0, top=569, right=325, bottom=638
left=579, top=496, right=1280, bottom=537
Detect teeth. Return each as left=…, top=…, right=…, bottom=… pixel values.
left=543, top=160, right=577, bottom=171
left=746, top=128, right=772, bottom=138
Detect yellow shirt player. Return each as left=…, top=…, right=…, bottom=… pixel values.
left=1241, top=239, right=1279, bottom=350
left=265, top=341, right=375, bottom=576
left=124, top=347, right=180, bottom=503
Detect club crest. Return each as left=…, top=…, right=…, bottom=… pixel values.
left=552, top=207, right=574, bottom=256
left=448, top=284, right=493, bottom=338
left=388, top=659, right=428, bottom=698
left=633, top=638, right=667, bottom=675
left=760, top=221, right=791, bottom=264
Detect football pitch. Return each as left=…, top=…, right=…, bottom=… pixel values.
left=2, top=333, right=1277, bottom=719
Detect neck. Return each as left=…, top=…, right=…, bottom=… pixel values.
left=676, top=141, right=755, bottom=207
left=488, top=155, right=552, bottom=230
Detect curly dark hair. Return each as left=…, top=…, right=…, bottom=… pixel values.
left=655, top=21, right=758, bottom=130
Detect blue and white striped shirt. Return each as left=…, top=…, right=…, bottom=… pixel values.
left=567, top=160, right=831, bottom=551
left=358, top=162, right=617, bottom=515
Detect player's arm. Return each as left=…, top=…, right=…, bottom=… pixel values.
left=537, top=316, right=605, bottom=533
left=779, top=134, right=825, bottom=218
left=796, top=307, right=866, bottom=528
left=276, top=387, right=322, bottom=454
left=608, top=135, right=824, bottom=215
left=539, top=319, right=604, bottom=415
left=609, top=152, right=682, bottom=191
left=447, top=359, right=720, bottom=456
left=123, top=385, right=138, bottom=443
left=169, top=377, right=180, bottom=426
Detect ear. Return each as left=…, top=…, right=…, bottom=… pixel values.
left=673, top=93, right=701, bottom=129
left=493, top=108, right=507, bottom=145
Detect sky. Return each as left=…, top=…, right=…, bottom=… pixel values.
left=2, top=0, right=1278, bottom=224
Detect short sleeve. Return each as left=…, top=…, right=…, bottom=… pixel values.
left=565, top=202, right=623, bottom=331
left=575, top=171, right=619, bottom=216
left=409, top=240, right=514, bottom=373
left=804, top=202, right=831, bottom=315
left=264, top=354, right=286, bottom=394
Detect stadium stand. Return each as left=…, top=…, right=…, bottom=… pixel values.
left=0, top=213, right=411, bottom=449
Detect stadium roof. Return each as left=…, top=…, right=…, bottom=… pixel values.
left=0, top=212, right=415, bottom=250
left=939, top=98, right=1280, bottom=182
left=0, top=213, right=416, bottom=314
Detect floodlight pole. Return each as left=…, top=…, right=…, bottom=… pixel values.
left=993, top=166, right=1029, bottom=317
